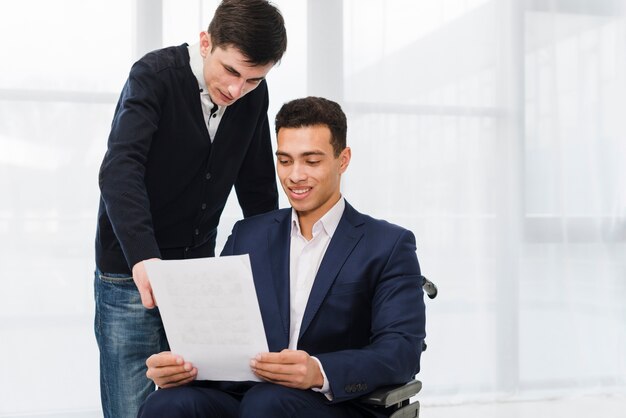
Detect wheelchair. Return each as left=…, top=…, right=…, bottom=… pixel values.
left=358, top=276, right=438, bottom=417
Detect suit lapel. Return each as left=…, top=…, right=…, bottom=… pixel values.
left=267, top=210, right=292, bottom=342
left=298, top=202, right=365, bottom=341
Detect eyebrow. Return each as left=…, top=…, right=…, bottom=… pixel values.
left=275, top=151, right=326, bottom=158
left=224, top=64, right=266, bottom=82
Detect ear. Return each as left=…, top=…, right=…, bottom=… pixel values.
left=199, top=31, right=212, bottom=58
left=339, top=147, right=351, bottom=174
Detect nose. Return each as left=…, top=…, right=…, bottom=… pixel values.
left=288, top=162, right=307, bottom=183
left=227, top=78, right=246, bottom=100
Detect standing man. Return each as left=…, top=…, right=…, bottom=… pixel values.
left=94, top=1, right=287, bottom=417
left=138, top=97, right=426, bottom=418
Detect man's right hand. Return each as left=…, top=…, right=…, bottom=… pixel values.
left=132, top=258, right=160, bottom=309
left=146, top=351, right=198, bottom=388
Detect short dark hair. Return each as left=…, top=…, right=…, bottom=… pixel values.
left=208, top=0, right=287, bottom=65
left=275, top=97, right=347, bottom=157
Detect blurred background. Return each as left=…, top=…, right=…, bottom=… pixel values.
left=0, top=0, right=625, bottom=416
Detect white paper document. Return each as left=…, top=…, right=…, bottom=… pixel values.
left=144, top=255, right=268, bottom=382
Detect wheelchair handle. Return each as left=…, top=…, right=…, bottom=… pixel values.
left=422, top=275, right=438, bottom=299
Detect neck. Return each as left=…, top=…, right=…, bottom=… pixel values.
left=297, top=215, right=316, bottom=241
left=295, top=195, right=342, bottom=240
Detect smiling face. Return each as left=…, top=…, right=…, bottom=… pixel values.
left=276, top=125, right=351, bottom=227
left=199, top=32, right=274, bottom=106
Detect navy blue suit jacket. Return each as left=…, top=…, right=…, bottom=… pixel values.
left=221, top=201, right=426, bottom=403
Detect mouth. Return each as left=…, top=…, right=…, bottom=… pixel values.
left=288, top=186, right=312, bottom=200
left=218, top=89, right=234, bottom=103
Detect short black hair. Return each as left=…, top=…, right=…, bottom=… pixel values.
left=275, top=97, right=347, bottom=157
left=208, top=0, right=287, bottom=65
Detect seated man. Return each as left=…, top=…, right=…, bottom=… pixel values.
left=138, top=97, right=426, bottom=418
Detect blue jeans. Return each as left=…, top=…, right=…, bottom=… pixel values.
left=94, top=269, right=169, bottom=418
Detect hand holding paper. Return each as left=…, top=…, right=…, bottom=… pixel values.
left=250, top=349, right=324, bottom=390
left=144, top=254, right=268, bottom=382
left=145, top=351, right=198, bottom=388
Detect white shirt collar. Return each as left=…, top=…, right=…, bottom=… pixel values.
left=188, top=43, right=227, bottom=114
left=188, top=43, right=208, bottom=94
left=291, top=197, right=346, bottom=240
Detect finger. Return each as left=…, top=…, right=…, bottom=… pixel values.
left=253, top=369, right=301, bottom=388
left=138, top=284, right=155, bottom=309
left=147, top=363, right=192, bottom=380
left=132, top=262, right=156, bottom=309
left=251, top=359, right=308, bottom=381
left=254, top=364, right=305, bottom=380
left=159, top=373, right=197, bottom=389
left=133, top=272, right=155, bottom=309
left=253, top=351, right=308, bottom=371
left=251, top=359, right=289, bottom=375
left=255, top=350, right=298, bottom=364
left=155, top=368, right=198, bottom=388
left=152, top=367, right=197, bottom=382
left=146, top=352, right=181, bottom=368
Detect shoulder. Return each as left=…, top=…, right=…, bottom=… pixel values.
left=233, top=207, right=290, bottom=231
left=343, top=204, right=420, bottom=275
left=122, top=45, right=194, bottom=99
left=133, top=44, right=189, bottom=73
left=344, top=201, right=413, bottom=240
left=222, top=208, right=289, bottom=255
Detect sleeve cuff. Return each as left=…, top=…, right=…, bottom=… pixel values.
left=311, top=356, right=333, bottom=401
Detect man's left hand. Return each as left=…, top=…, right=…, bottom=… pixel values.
left=250, top=349, right=324, bottom=390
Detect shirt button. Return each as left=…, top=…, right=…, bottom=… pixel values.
left=205, top=172, right=212, bottom=180
left=201, top=203, right=207, bottom=210
left=194, top=229, right=199, bottom=236
left=212, top=113, right=217, bottom=118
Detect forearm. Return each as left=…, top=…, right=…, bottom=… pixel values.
left=317, top=230, right=426, bottom=402
left=99, top=62, right=163, bottom=267
left=315, top=331, right=422, bottom=402
left=101, top=184, right=159, bottom=262
left=234, top=89, right=278, bottom=217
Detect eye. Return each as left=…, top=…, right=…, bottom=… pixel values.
left=307, top=160, right=320, bottom=165
left=225, top=66, right=239, bottom=76
left=278, top=159, right=291, bottom=165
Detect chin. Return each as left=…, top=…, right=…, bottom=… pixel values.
left=289, top=201, right=307, bottom=212
left=211, top=97, right=226, bottom=106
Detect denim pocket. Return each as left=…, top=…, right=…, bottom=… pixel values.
left=98, top=271, right=134, bottom=284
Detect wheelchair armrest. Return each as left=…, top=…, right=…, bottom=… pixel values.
left=359, top=379, right=422, bottom=408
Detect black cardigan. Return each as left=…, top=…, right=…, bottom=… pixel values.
left=96, top=44, right=278, bottom=274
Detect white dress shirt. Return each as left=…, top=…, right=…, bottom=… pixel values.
left=188, top=43, right=227, bottom=142
left=289, top=197, right=345, bottom=398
